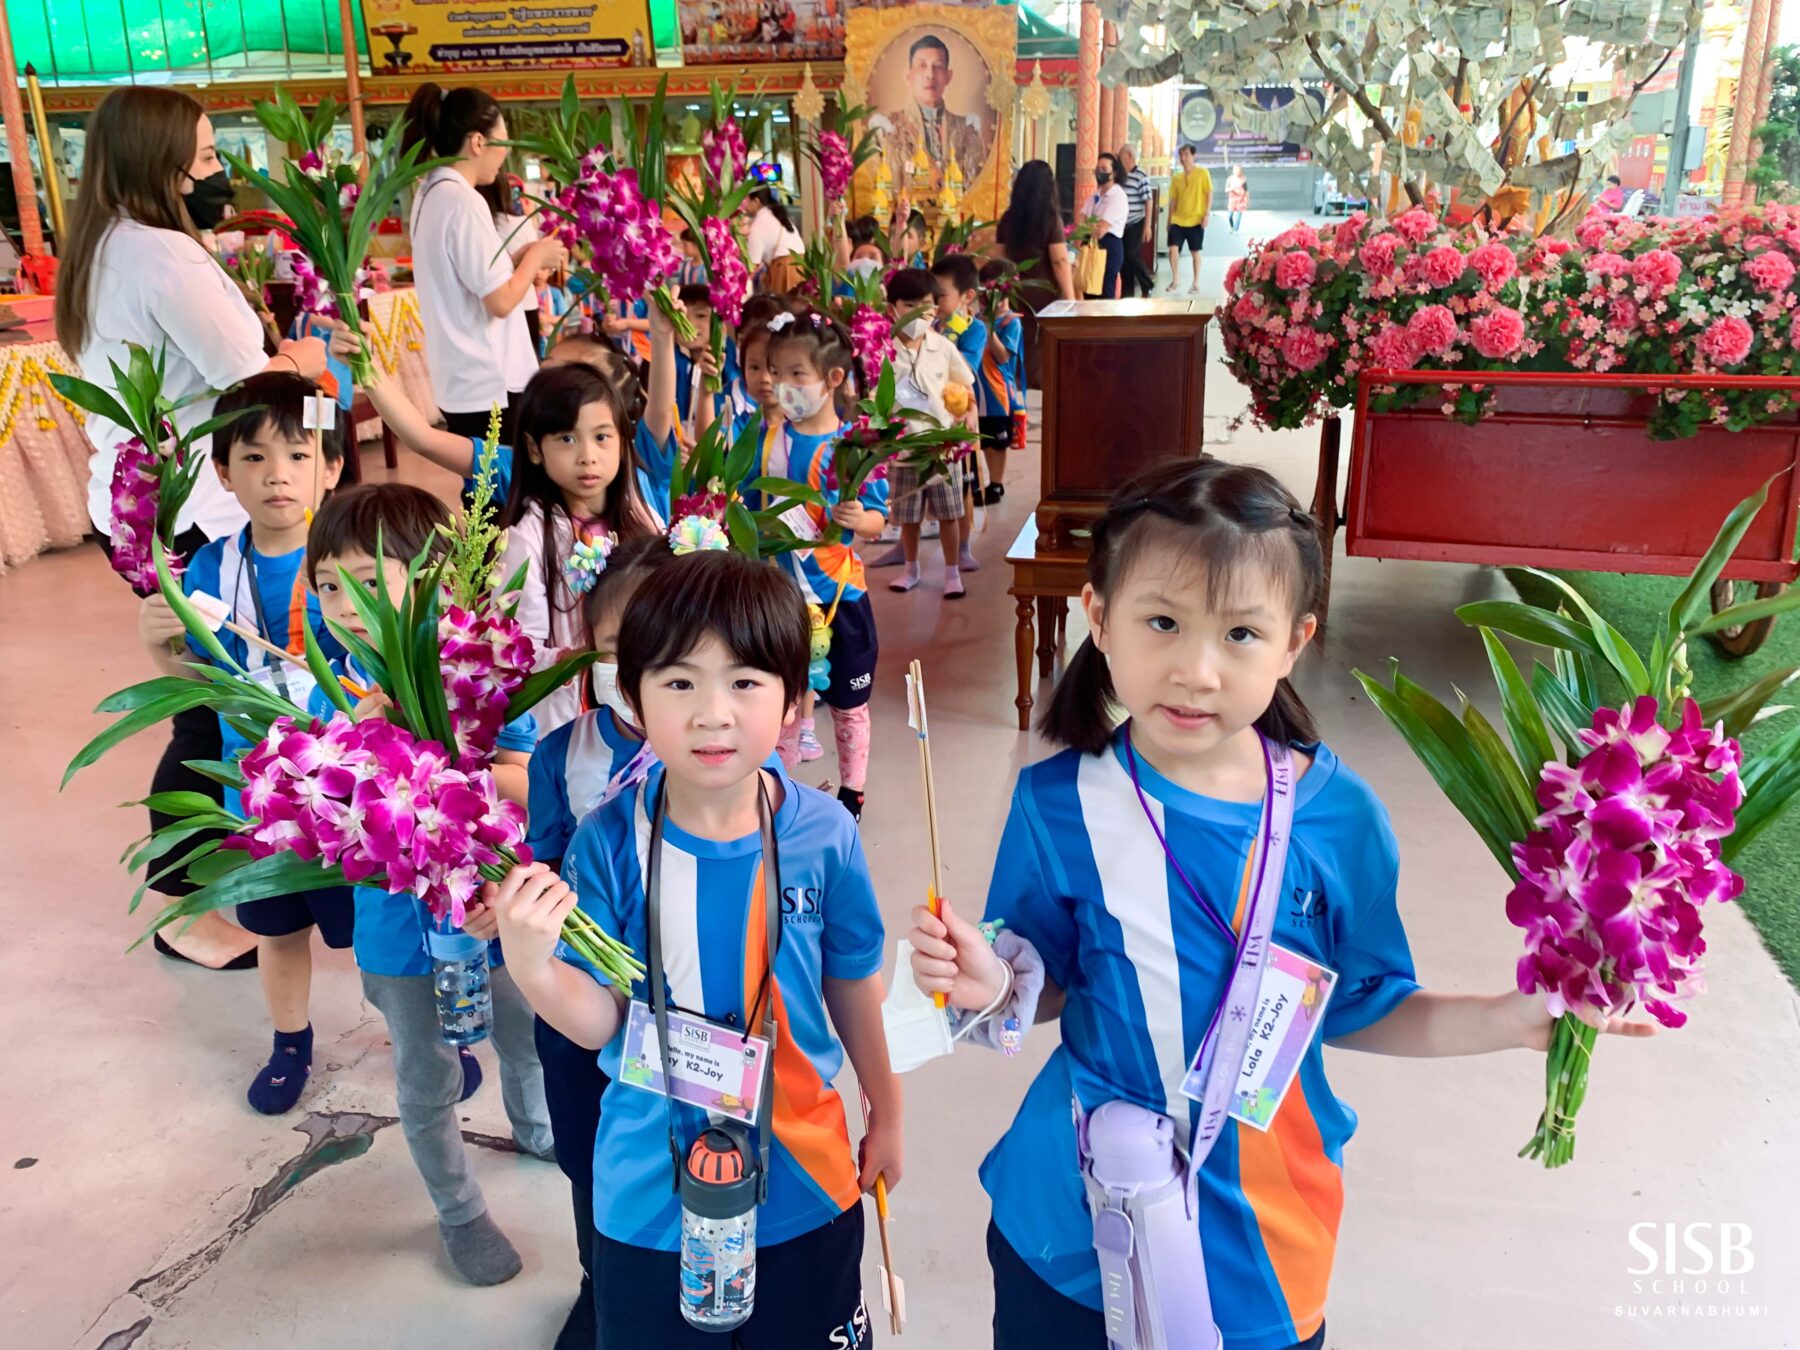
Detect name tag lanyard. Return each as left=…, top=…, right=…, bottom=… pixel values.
left=1122, top=723, right=1295, bottom=1163
left=237, top=529, right=307, bottom=702
left=646, top=775, right=784, bottom=1203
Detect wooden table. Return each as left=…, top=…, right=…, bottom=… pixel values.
left=1006, top=513, right=1091, bottom=730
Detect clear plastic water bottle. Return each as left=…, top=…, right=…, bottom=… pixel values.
left=427, top=927, right=492, bottom=1047
left=678, top=1125, right=759, bottom=1331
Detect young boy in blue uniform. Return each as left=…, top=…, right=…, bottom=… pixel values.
left=487, top=549, right=902, bottom=1347
left=976, top=258, right=1027, bottom=505
left=135, top=371, right=352, bottom=1115
left=303, top=482, right=551, bottom=1287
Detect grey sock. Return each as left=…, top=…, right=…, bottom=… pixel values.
left=439, top=1211, right=523, bottom=1286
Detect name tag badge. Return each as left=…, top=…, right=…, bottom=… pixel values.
left=619, top=1000, right=771, bottom=1126
left=777, top=502, right=823, bottom=542
left=1179, top=943, right=1338, bottom=1132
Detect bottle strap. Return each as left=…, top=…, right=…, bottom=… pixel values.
left=646, top=776, right=783, bottom=1203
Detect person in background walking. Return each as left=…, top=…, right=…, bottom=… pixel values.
left=1084, top=153, right=1129, bottom=300
left=1117, top=145, right=1155, bottom=298
left=1166, top=144, right=1213, bottom=295
left=1227, top=164, right=1249, bottom=232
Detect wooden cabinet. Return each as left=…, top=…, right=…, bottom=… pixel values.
left=1035, top=299, right=1211, bottom=528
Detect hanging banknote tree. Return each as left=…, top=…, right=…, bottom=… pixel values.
left=1100, top=0, right=1699, bottom=227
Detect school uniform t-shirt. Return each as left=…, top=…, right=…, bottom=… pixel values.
left=979, top=733, right=1420, bottom=1350
left=184, top=530, right=341, bottom=761
left=526, top=708, right=647, bottom=865
left=306, top=662, right=538, bottom=977
left=757, top=425, right=889, bottom=606
left=980, top=313, right=1025, bottom=418
left=560, top=764, right=885, bottom=1250
left=947, top=315, right=989, bottom=396
left=412, top=167, right=532, bottom=414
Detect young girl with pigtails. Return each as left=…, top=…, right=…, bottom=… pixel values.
left=908, top=458, right=1651, bottom=1350
left=754, top=305, right=889, bottom=822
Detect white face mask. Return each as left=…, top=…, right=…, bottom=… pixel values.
left=900, top=317, right=932, bottom=340
left=590, top=661, right=638, bottom=729
left=847, top=257, right=883, bottom=279
left=776, top=380, right=830, bottom=422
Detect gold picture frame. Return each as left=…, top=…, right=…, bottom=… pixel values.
left=845, top=3, right=1018, bottom=226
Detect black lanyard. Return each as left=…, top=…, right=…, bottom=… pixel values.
left=646, top=774, right=783, bottom=1204
left=237, top=530, right=294, bottom=702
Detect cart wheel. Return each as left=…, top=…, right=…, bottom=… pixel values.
left=1707, top=579, right=1784, bottom=657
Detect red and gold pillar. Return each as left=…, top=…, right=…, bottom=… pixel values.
left=340, top=0, right=368, bottom=161
left=1724, top=0, right=1774, bottom=207
left=1749, top=0, right=1787, bottom=200
left=0, top=0, right=45, bottom=256
left=1075, top=0, right=1101, bottom=206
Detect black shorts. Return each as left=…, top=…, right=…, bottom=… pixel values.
left=535, top=1013, right=610, bottom=1189
left=595, top=1203, right=869, bottom=1349
left=1169, top=222, right=1207, bottom=253
left=235, top=888, right=355, bottom=947
left=988, top=1221, right=1325, bottom=1350
left=978, top=414, right=1014, bottom=452
left=820, top=593, right=877, bottom=713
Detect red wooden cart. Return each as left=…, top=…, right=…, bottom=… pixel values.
left=1310, top=370, right=1800, bottom=655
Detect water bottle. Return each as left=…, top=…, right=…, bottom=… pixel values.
left=678, top=1124, right=759, bottom=1332
left=427, top=926, right=492, bottom=1047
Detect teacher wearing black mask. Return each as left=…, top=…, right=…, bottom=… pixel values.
left=57, top=86, right=338, bottom=970
left=59, top=86, right=335, bottom=556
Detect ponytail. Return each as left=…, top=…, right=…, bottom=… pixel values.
left=751, top=187, right=796, bottom=235
left=1257, top=680, right=1318, bottom=747
left=402, top=82, right=502, bottom=159
left=1038, top=636, right=1121, bottom=755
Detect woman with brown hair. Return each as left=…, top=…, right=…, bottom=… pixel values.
left=58, top=86, right=338, bottom=969
left=58, top=86, right=332, bottom=555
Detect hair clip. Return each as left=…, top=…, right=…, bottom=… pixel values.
left=809, top=312, right=825, bottom=328
left=767, top=312, right=796, bottom=333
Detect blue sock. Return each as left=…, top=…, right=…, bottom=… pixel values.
left=460, top=1047, right=483, bottom=1102
left=247, top=1025, right=313, bottom=1115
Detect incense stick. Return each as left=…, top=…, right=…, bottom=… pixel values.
left=908, top=659, right=947, bottom=1011
left=860, top=1091, right=905, bottom=1336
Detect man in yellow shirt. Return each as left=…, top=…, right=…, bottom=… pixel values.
left=1165, top=143, right=1214, bottom=295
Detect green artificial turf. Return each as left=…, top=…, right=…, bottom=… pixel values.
left=1507, top=568, right=1800, bottom=993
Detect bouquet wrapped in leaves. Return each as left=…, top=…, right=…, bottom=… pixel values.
left=223, top=90, right=441, bottom=384
left=50, top=344, right=252, bottom=593
left=1355, top=483, right=1800, bottom=1166
left=67, top=433, right=642, bottom=989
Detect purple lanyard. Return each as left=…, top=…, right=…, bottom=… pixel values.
left=1123, top=723, right=1251, bottom=946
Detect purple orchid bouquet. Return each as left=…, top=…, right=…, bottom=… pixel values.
left=50, top=343, right=252, bottom=593
left=65, top=451, right=641, bottom=990
left=1357, top=482, right=1800, bottom=1165
left=801, top=100, right=880, bottom=213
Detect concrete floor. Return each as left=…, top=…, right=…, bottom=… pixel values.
left=7, top=237, right=1800, bottom=1348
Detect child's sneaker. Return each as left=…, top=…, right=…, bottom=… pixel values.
left=837, top=785, right=866, bottom=823
left=798, top=719, right=824, bottom=762
left=246, top=1025, right=313, bottom=1115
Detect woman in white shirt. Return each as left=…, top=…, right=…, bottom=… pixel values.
left=54, top=85, right=336, bottom=971
left=739, top=188, right=804, bottom=289
left=480, top=173, right=546, bottom=356
left=1084, top=152, right=1130, bottom=300
left=401, top=84, right=567, bottom=444
left=56, top=85, right=332, bottom=552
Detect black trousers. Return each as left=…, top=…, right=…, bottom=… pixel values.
left=596, top=1204, right=869, bottom=1348
left=443, top=391, right=521, bottom=449
left=1120, top=218, right=1156, bottom=296
left=989, top=1221, right=1327, bottom=1350
left=95, top=525, right=227, bottom=898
